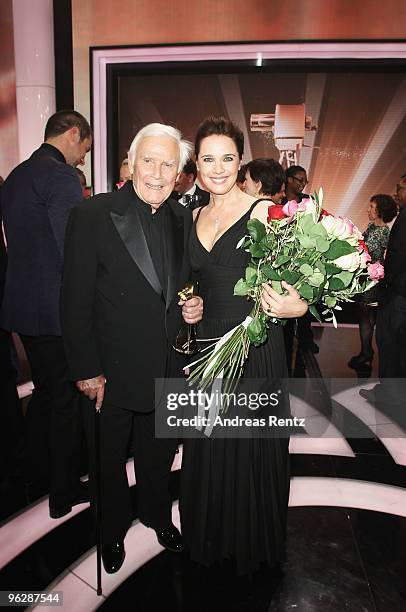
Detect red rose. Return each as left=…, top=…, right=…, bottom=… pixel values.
left=320, top=208, right=330, bottom=219
left=267, top=204, right=287, bottom=222
left=358, top=239, right=369, bottom=255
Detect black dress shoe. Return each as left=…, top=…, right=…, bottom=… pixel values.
left=348, top=352, right=373, bottom=369
left=102, top=540, right=126, bottom=574
left=155, top=524, right=184, bottom=552
left=49, top=483, right=89, bottom=519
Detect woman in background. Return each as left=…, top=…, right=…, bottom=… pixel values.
left=348, top=194, right=397, bottom=369
left=243, top=158, right=285, bottom=204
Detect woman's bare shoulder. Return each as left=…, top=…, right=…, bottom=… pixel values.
left=250, top=199, right=270, bottom=224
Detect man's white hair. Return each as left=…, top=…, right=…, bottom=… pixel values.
left=127, top=123, right=193, bottom=173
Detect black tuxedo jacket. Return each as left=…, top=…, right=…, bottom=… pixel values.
left=0, top=208, right=6, bottom=307
left=194, top=185, right=210, bottom=207
left=382, top=206, right=406, bottom=298
left=0, top=144, right=82, bottom=335
left=60, top=181, right=192, bottom=411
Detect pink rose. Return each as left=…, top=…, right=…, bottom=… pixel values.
left=282, top=200, right=304, bottom=217
left=343, top=217, right=363, bottom=240
left=368, top=261, right=385, bottom=281
left=300, top=198, right=313, bottom=209
left=360, top=250, right=372, bottom=267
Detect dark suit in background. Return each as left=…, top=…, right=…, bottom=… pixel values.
left=0, top=205, right=23, bottom=485
left=61, top=181, right=192, bottom=543
left=376, top=205, right=406, bottom=406
left=0, top=143, right=84, bottom=509
left=173, top=184, right=210, bottom=210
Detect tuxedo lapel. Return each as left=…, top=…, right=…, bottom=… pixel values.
left=110, top=185, right=162, bottom=297
left=166, top=202, right=185, bottom=308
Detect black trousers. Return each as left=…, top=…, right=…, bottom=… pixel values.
left=0, top=328, right=24, bottom=481
left=20, top=334, right=82, bottom=508
left=376, top=292, right=406, bottom=406
left=82, top=399, right=178, bottom=545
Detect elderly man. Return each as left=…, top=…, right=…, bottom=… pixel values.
left=61, top=123, right=203, bottom=574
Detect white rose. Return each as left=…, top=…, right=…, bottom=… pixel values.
left=320, top=215, right=336, bottom=235
left=333, top=252, right=361, bottom=272
left=302, top=198, right=317, bottom=220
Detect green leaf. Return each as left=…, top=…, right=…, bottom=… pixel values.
left=262, top=264, right=281, bottom=281
left=325, top=239, right=356, bottom=260
left=247, top=318, right=267, bottom=346
left=234, top=279, right=249, bottom=296
left=298, top=282, right=314, bottom=300
left=309, top=223, right=328, bottom=238
left=260, top=235, right=274, bottom=251
left=245, top=267, right=258, bottom=285
left=317, top=261, right=326, bottom=275
left=249, top=243, right=266, bottom=258
left=309, top=304, right=322, bottom=322
left=298, top=214, right=316, bottom=234
left=274, top=254, right=290, bottom=268
left=328, top=276, right=345, bottom=291
left=281, top=269, right=300, bottom=285
left=299, top=263, right=313, bottom=276
left=298, top=235, right=316, bottom=249
left=247, top=218, right=266, bottom=242
left=271, top=280, right=283, bottom=294
left=335, top=270, right=353, bottom=288
left=315, top=236, right=330, bottom=253
left=325, top=262, right=342, bottom=276
left=325, top=295, right=337, bottom=308
left=308, top=272, right=325, bottom=287
left=296, top=257, right=309, bottom=267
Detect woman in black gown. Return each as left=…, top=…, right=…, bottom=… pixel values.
left=179, top=117, right=308, bottom=575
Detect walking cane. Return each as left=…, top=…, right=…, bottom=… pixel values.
left=94, top=405, right=103, bottom=596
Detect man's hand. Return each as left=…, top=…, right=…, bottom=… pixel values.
left=76, top=375, right=106, bottom=411
left=179, top=296, right=203, bottom=324
left=261, top=281, right=308, bottom=318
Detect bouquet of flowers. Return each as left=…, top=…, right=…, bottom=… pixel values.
left=187, top=189, right=384, bottom=391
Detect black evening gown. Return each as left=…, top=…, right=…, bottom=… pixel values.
left=180, top=202, right=290, bottom=575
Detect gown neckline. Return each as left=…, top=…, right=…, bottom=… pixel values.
left=194, top=198, right=268, bottom=255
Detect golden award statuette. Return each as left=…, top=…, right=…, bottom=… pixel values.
left=173, top=282, right=199, bottom=355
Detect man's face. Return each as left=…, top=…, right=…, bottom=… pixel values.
left=288, top=170, right=307, bottom=196
left=65, top=127, right=92, bottom=167
left=174, top=171, right=195, bottom=194
left=131, top=136, right=179, bottom=209
left=65, top=127, right=92, bottom=168
left=119, top=160, right=131, bottom=182
left=395, top=177, right=406, bottom=208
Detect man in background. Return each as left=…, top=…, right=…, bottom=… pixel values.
left=173, top=159, right=210, bottom=209
left=0, top=185, right=24, bottom=494
left=116, top=157, right=132, bottom=189
left=75, top=167, right=91, bottom=199
left=0, top=110, right=92, bottom=518
left=284, top=165, right=309, bottom=203
left=282, top=165, right=319, bottom=358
